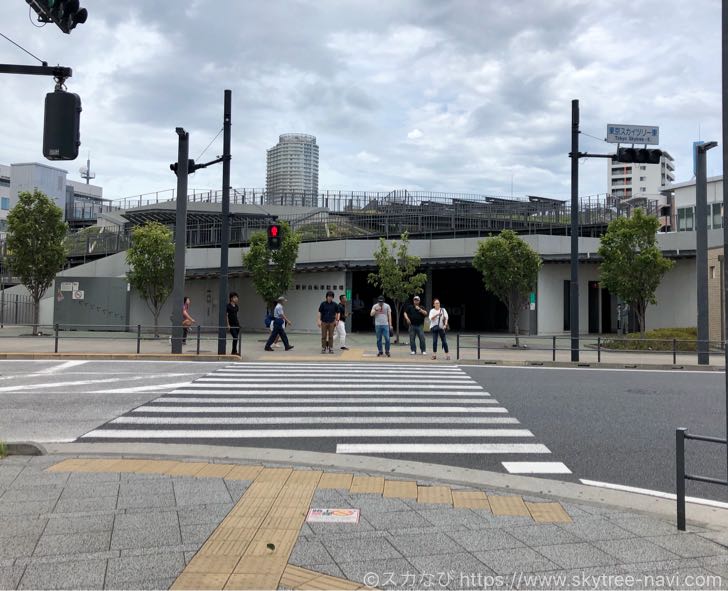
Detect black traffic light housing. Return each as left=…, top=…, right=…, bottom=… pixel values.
left=26, top=0, right=88, bottom=34
left=613, top=147, right=663, bottom=164
left=43, top=89, right=81, bottom=160
left=267, top=224, right=282, bottom=250
left=170, top=159, right=197, bottom=176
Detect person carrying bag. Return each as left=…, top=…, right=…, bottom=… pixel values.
left=428, top=298, right=450, bottom=360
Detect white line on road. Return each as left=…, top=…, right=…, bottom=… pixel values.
left=336, top=443, right=552, bottom=454
left=130, top=405, right=510, bottom=413
left=94, top=382, right=194, bottom=394
left=0, top=377, right=130, bottom=392
left=189, top=382, right=483, bottom=390
left=111, top=416, right=521, bottom=425
left=36, top=360, right=88, bottom=374
left=156, top=396, right=498, bottom=404
left=81, top=428, right=534, bottom=439
left=579, top=479, right=728, bottom=509
left=224, top=363, right=463, bottom=369
left=502, top=461, right=572, bottom=474
left=167, top=390, right=491, bottom=398
left=461, top=365, right=723, bottom=375
left=206, top=374, right=476, bottom=382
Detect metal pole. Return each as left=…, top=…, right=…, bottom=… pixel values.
left=553, top=335, right=556, bottom=362
left=570, top=99, right=580, bottom=361
left=218, top=89, right=232, bottom=354
left=597, top=337, right=601, bottom=363
left=723, top=0, right=728, bottom=483
left=477, top=334, right=481, bottom=360
left=54, top=323, right=59, bottom=353
left=676, top=428, right=687, bottom=531
left=196, top=324, right=201, bottom=355
left=136, top=324, right=141, bottom=354
left=673, top=338, right=677, bottom=365
left=456, top=333, right=460, bottom=360
left=171, top=128, right=189, bottom=354
left=696, top=143, right=711, bottom=365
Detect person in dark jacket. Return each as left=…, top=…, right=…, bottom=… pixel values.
left=226, top=292, right=240, bottom=356
left=317, top=290, right=340, bottom=354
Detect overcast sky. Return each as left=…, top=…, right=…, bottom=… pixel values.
left=0, top=0, right=722, bottom=202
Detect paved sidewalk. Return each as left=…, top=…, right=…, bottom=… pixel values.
left=1, top=452, right=727, bottom=590
left=0, top=326, right=723, bottom=367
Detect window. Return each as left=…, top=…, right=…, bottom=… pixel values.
left=640, top=187, right=646, bottom=192
left=0, top=197, right=9, bottom=210
left=639, top=176, right=646, bottom=181
left=713, top=203, right=723, bottom=229
left=640, top=165, right=647, bottom=170
left=678, top=207, right=695, bottom=232
left=711, top=266, right=716, bottom=279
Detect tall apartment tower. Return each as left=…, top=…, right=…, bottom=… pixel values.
left=266, top=133, right=319, bottom=206
left=608, top=150, right=675, bottom=230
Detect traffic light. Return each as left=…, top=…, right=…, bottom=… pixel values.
left=613, top=147, right=663, bottom=164
left=27, top=0, right=88, bottom=34
left=267, top=224, right=282, bottom=250
left=43, top=89, right=81, bottom=160
left=170, top=159, right=197, bottom=176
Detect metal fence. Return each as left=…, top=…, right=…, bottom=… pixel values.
left=0, top=293, right=35, bottom=326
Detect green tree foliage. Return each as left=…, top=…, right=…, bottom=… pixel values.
left=367, top=232, right=427, bottom=342
left=472, top=230, right=541, bottom=347
left=126, top=222, right=175, bottom=337
left=6, top=190, right=67, bottom=334
left=597, top=208, right=673, bottom=337
left=243, top=221, right=301, bottom=308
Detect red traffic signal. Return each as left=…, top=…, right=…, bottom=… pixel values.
left=267, top=224, right=282, bottom=250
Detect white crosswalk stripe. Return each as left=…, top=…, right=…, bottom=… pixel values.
left=79, top=362, right=571, bottom=475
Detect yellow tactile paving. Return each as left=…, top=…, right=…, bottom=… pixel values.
left=317, top=472, right=354, bottom=489
left=286, top=470, right=323, bottom=487
left=196, top=463, right=236, bottom=479
left=198, top=539, right=254, bottom=558
left=489, top=495, right=531, bottom=516
left=225, top=465, right=264, bottom=481
left=206, top=527, right=259, bottom=544
left=349, top=475, right=385, bottom=494
left=184, top=555, right=240, bottom=574
left=245, top=529, right=300, bottom=555
left=417, top=486, right=453, bottom=505
left=225, top=572, right=282, bottom=590
left=280, top=566, right=373, bottom=591
left=171, top=572, right=229, bottom=590
left=112, top=459, right=155, bottom=473
left=218, top=515, right=265, bottom=530
left=133, top=459, right=180, bottom=474
left=452, top=490, right=490, bottom=510
left=255, top=467, right=293, bottom=482
left=303, top=575, right=364, bottom=591
left=231, top=555, right=288, bottom=574
left=46, top=458, right=93, bottom=472
left=280, top=565, right=318, bottom=588
left=526, top=502, right=573, bottom=523
left=165, top=461, right=211, bottom=477
left=383, top=480, right=418, bottom=499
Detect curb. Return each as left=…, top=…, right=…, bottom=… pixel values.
left=6, top=441, right=46, bottom=456
left=40, top=442, right=728, bottom=531
left=0, top=353, right=241, bottom=361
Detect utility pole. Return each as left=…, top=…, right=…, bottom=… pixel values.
left=171, top=128, right=189, bottom=354
left=218, top=90, right=232, bottom=355
left=570, top=99, right=580, bottom=361
left=695, top=141, right=718, bottom=365
left=722, top=0, right=728, bottom=482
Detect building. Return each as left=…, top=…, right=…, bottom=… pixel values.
left=609, top=150, right=675, bottom=231
left=668, top=175, right=723, bottom=233
left=266, top=134, right=319, bottom=206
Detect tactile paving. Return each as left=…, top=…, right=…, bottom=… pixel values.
left=417, top=486, right=453, bottom=505
left=383, top=480, right=418, bottom=499
left=452, top=490, right=490, bottom=509
left=489, top=495, right=531, bottom=516
left=526, top=502, right=572, bottom=523
left=349, top=475, right=385, bottom=494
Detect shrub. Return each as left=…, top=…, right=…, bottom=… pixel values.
left=601, top=327, right=699, bottom=351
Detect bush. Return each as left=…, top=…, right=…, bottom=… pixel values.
left=601, top=327, right=699, bottom=351
left=0, top=440, right=6, bottom=458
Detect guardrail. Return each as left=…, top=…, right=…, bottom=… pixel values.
left=455, top=333, right=724, bottom=365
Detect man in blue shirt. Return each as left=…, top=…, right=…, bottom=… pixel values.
left=265, top=296, right=294, bottom=352
left=317, top=290, right=340, bottom=354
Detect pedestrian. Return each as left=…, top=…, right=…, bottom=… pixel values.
left=428, top=298, right=450, bottom=360
left=370, top=295, right=392, bottom=357
left=317, top=290, right=339, bottom=354
left=182, top=296, right=195, bottom=345
left=226, top=292, right=240, bottom=356
left=265, top=296, right=294, bottom=351
left=334, top=294, right=349, bottom=350
left=404, top=295, right=427, bottom=355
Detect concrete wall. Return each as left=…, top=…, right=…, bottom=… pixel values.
left=536, top=262, right=602, bottom=334
left=9, top=163, right=67, bottom=212
left=646, top=259, right=696, bottom=329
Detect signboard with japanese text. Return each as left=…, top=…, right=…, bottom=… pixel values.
left=606, top=124, right=659, bottom=145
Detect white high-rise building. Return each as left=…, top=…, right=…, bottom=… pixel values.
left=608, top=150, right=675, bottom=231
left=266, top=133, right=319, bottom=205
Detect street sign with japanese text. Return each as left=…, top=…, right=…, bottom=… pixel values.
left=606, top=124, right=659, bottom=145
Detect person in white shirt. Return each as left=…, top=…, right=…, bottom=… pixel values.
left=428, top=298, right=450, bottom=360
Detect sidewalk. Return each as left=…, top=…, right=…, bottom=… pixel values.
left=0, top=326, right=724, bottom=368
left=1, top=446, right=727, bottom=590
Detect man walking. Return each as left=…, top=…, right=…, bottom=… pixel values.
left=404, top=294, right=427, bottom=355
left=226, top=292, right=240, bottom=356
left=334, top=294, right=349, bottom=350
left=265, top=296, right=294, bottom=352
left=317, top=290, right=339, bottom=354
left=370, top=295, right=392, bottom=357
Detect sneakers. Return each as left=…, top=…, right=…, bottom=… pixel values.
left=273, top=343, right=282, bottom=348
left=328, top=348, right=334, bottom=354
left=377, top=352, right=383, bottom=357
left=285, top=345, right=294, bottom=351
left=385, top=352, right=391, bottom=357
left=422, top=351, right=427, bottom=355
left=409, top=351, right=416, bottom=355
left=431, top=354, right=437, bottom=360
left=321, top=348, right=327, bottom=354
left=264, top=347, right=274, bottom=351
left=340, top=346, right=349, bottom=350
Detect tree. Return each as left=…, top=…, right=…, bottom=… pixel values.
left=597, top=208, right=673, bottom=337
left=367, top=232, right=427, bottom=342
left=472, top=229, right=541, bottom=347
left=126, top=222, right=175, bottom=337
left=6, top=190, right=67, bottom=334
left=243, top=221, right=301, bottom=308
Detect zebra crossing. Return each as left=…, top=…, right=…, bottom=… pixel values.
left=79, top=362, right=572, bottom=475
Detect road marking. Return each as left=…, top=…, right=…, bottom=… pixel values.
left=579, top=479, right=728, bottom=509
left=81, top=428, right=534, bottom=439
left=205, top=375, right=476, bottom=382
left=212, top=370, right=467, bottom=376
left=37, top=360, right=88, bottom=374
left=224, top=363, right=462, bottom=369
left=166, top=390, right=492, bottom=398
left=461, top=365, right=723, bottom=375
left=502, top=461, right=572, bottom=474
left=188, top=382, right=483, bottom=390
left=131, top=405, right=510, bottom=414
left=94, top=382, right=194, bottom=394
left=0, top=377, right=130, bottom=392
left=111, top=416, right=521, bottom=425
left=156, top=396, right=498, bottom=404
left=336, top=443, right=552, bottom=454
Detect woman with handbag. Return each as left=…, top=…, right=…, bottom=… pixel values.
left=428, top=298, right=450, bottom=360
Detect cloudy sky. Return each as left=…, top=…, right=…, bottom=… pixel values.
left=0, top=0, right=722, bottom=202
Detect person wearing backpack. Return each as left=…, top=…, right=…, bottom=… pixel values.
left=265, top=296, right=294, bottom=352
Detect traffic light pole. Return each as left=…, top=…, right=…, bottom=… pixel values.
left=171, top=128, right=189, bottom=355
left=217, top=89, right=232, bottom=355
left=570, top=99, right=580, bottom=362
